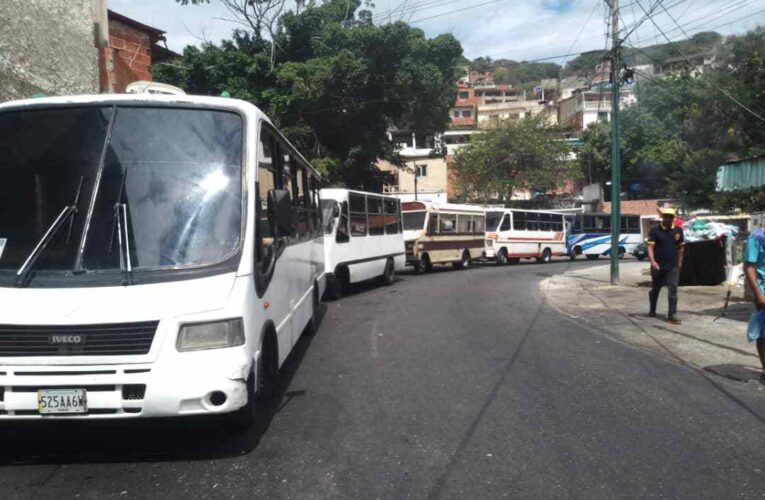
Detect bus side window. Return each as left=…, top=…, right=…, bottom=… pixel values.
left=440, top=213, right=456, bottom=233
left=257, top=128, right=277, bottom=269
left=457, top=214, right=471, bottom=233
left=514, top=212, right=525, bottom=230
left=336, top=201, right=350, bottom=243
left=367, top=196, right=384, bottom=235
left=349, top=193, right=367, bottom=236
left=474, top=215, right=485, bottom=233
left=427, top=213, right=438, bottom=234
left=384, top=198, right=399, bottom=234
left=500, top=215, right=511, bottom=231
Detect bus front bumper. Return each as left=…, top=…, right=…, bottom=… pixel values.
left=0, top=348, right=253, bottom=419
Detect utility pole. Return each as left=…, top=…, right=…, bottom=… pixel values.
left=609, top=0, right=621, bottom=284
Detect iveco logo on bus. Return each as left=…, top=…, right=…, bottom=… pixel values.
left=49, top=334, right=86, bottom=345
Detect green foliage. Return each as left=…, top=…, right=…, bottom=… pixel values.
left=576, top=28, right=765, bottom=210
left=470, top=57, right=561, bottom=86
left=159, top=0, right=462, bottom=189
left=452, top=116, right=575, bottom=202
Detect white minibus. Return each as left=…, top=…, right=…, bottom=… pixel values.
left=401, top=201, right=486, bottom=272
left=566, top=213, right=643, bottom=260
left=319, top=189, right=405, bottom=299
left=484, top=209, right=567, bottom=264
left=0, top=93, right=324, bottom=428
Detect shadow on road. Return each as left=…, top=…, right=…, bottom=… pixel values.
left=705, top=364, right=762, bottom=383
left=0, top=306, right=327, bottom=467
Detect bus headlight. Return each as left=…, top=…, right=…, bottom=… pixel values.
left=177, top=318, right=245, bottom=352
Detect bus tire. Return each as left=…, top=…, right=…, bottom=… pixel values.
left=227, top=329, right=277, bottom=431
left=453, top=250, right=470, bottom=270
left=496, top=248, right=508, bottom=266
left=537, top=248, right=552, bottom=264
left=306, top=281, right=321, bottom=336
left=569, top=246, right=581, bottom=260
left=618, top=247, right=626, bottom=259
left=586, top=254, right=599, bottom=261
left=380, top=258, right=395, bottom=286
left=417, top=254, right=432, bottom=274
left=325, top=267, right=347, bottom=300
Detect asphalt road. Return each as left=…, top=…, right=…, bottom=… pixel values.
left=3, top=259, right=765, bottom=499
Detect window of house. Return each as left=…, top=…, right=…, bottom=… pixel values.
left=416, top=164, right=428, bottom=177
left=349, top=193, right=367, bottom=236
left=453, top=111, right=460, bottom=118
left=459, top=91, right=469, bottom=99
left=367, top=195, right=385, bottom=236
left=461, top=110, right=472, bottom=118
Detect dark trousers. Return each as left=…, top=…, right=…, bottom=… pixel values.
left=649, top=267, right=679, bottom=318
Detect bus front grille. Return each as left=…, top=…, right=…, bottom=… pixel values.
left=0, top=322, right=159, bottom=357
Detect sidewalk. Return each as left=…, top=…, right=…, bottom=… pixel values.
left=541, top=261, right=763, bottom=384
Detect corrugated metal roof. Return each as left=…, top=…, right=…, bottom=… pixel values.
left=716, top=157, right=765, bottom=191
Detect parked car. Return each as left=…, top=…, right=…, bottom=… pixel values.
left=632, top=241, right=648, bottom=261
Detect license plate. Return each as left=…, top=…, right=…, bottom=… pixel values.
left=37, top=389, right=87, bottom=415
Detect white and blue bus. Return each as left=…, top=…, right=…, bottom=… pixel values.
left=566, top=213, right=643, bottom=260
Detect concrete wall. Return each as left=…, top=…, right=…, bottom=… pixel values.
left=0, top=0, right=99, bottom=102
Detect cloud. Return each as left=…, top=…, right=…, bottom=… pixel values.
left=110, top=0, right=765, bottom=63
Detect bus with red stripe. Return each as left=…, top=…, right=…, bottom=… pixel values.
left=483, top=209, right=567, bottom=265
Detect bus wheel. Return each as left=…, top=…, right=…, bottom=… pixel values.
left=496, top=249, right=508, bottom=266
left=618, top=247, right=626, bottom=259
left=537, top=248, right=552, bottom=264
left=325, top=267, right=347, bottom=300
left=586, top=254, right=599, bottom=261
left=453, top=250, right=470, bottom=270
left=227, top=334, right=276, bottom=431
left=381, top=258, right=395, bottom=286
left=307, top=281, right=320, bottom=335
left=418, top=254, right=432, bottom=274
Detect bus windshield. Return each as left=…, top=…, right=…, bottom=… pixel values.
left=403, top=211, right=426, bottom=231
left=486, top=211, right=504, bottom=231
left=0, top=105, right=243, bottom=285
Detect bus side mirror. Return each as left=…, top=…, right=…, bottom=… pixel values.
left=332, top=203, right=340, bottom=218
left=267, top=189, right=293, bottom=236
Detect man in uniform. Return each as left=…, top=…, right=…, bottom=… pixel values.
left=646, top=207, right=685, bottom=324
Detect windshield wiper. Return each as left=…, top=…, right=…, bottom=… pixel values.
left=114, top=202, right=133, bottom=286
left=15, top=177, right=84, bottom=287
left=15, top=206, right=77, bottom=287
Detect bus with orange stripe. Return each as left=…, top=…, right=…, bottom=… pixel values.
left=483, top=209, right=567, bottom=265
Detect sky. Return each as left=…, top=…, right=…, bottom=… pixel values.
left=109, top=0, right=765, bottom=63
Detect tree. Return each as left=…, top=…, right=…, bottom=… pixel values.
left=160, top=0, right=462, bottom=189
left=576, top=28, right=765, bottom=210
left=452, top=116, right=575, bottom=202
left=493, top=67, right=510, bottom=84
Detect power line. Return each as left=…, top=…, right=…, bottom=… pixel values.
left=635, top=0, right=765, bottom=124
left=408, top=0, right=500, bottom=24
left=564, top=0, right=601, bottom=59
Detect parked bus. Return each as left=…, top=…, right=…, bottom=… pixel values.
left=565, top=213, right=643, bottom=260
left=0, top=92, right=324, bottom=429
left=401, top=201, right=486, bottom=272
left=319, top=189, right=405, bottom=299
left=484, top=209, right=567, bottom=265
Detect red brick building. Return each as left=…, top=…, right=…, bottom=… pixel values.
left=99, top=10, right=178, bottom=93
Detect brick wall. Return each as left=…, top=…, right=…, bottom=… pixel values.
left=602, top=199, right=663, bottom=216
left=100, top=18, right=154, bottom=92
